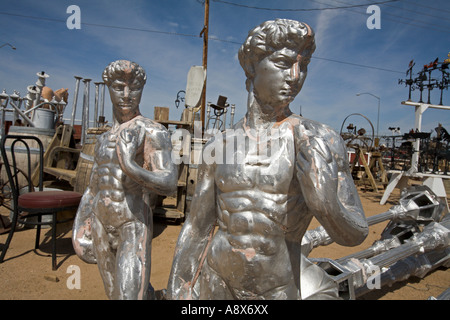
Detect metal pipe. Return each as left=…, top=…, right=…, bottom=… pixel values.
left=313, top=214, right=450, bottom=299
left=355, top=248, right=450, bottom=298
left=200, top=0, right=209, bottom=133
left=370, top=242, right=421, bottom=269
left=360, top=214, right=449, bottom=275
left=205, top=102, right=211, bottom=131
left=9, top=91, right=21, bottom=125
left=229, top=104, right=235, bottom=128
left=94, top=82, right=102, bottom=127
left=0, top=89, right=9, bottom=137
left=97, top=82, right=106, bottom=126
left=302, top=186, right=444, bottom=255
left=70, top=76, right=83, bottom=128
left=302, top=208, right=396, bottom=255
left=81, top=78, right=91, bottom=146
left=7, top=92, right=36, bottom=127
left=366, top=210, right=395, bottom=225
left=100, top=82, right=105, bottom=118
left=222, top=108, right=227, bottom=132
left=346, top=209, right=447, bottom=269
left=336, top=237, right=401, bottom=263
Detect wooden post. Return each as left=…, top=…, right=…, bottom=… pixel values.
left=154, top=106, right=170, bottom=122
left=200, top=0, right=209, bottom=133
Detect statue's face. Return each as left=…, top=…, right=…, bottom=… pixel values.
left=109, top=76, right=143, bottom=123
left=252, top=48, right=307, bottom=109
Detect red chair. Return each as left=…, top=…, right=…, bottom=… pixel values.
left=0, top=135, right=82, bottom=270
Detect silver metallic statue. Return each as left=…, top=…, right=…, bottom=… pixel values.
left=72, top=60, right=177, bottom=300
left=167, top=19, right=368, bottom=300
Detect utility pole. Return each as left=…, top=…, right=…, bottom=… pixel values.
left=200, top=0, right=209, bottom=132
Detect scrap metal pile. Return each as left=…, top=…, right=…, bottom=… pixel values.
left=384, top=125, right=450, bottom=174
left=302, top=185, right=450, bottom=300
left=0, top=72, right=67, bottom=134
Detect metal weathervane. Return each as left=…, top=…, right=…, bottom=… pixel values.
left=399, top=53, right=449, bottom=105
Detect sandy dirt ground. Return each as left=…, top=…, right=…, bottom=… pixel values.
left=0, top=185, right=449, bottom=300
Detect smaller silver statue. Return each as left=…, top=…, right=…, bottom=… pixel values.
left=72, top=60, right=177, bottom=300
left=167, top=19, right=368, bottom=300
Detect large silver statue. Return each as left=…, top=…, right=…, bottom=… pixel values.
left=167, top=19, right=368, bottom=300
left=72, top=60, right=177, bottom=300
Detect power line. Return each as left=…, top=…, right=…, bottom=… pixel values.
left=382, top=2, right=450, bottom=22
left=405, top=0, right=450, bottom=14
left=312, top=56, right=403, bottom=74
left=0, top=11, right=202, bottom=39
left=207, top=37, right=404, bottom=73
left=0, top=10, right=407, bottom=75
left=211, top=0, right=400, bottom=11
left=310, top=0, right=450, bottom=34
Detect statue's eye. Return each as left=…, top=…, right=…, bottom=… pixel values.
left=272, top=58, right=292, bottom=69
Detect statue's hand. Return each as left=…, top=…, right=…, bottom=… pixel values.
left=116, top=127, right=140, bottom=164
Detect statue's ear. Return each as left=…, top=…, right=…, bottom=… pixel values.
left=245, top=78, right=253, bottom=93
left=244, top=62, right=256, bottom=93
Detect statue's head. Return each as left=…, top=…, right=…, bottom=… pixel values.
left=238, top=19, right=315, bottom=107
left=102, top=60, right=147, bottom=87
left=103, top=60, right=146, bottom=123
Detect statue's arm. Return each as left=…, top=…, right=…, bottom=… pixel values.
left=116, top=124, right=178, bottom=196
left=166, top=141, right=217, bottom=300
left=296, top=125, right=368, bottom=246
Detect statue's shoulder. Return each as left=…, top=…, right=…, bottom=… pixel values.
left=132, top=115, right=169, bottom=134
left=289, top=114, right=337, bottom=138
left=289, top=115, right=344, bottom=154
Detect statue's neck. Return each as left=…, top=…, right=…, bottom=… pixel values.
left=245, top=91, right=292, bottom=130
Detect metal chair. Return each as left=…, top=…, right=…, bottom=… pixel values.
left=0, top=134, right=82, bottom=270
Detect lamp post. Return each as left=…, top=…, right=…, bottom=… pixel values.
left=0, top=43, right=16, bottom=50
left=356, top=92, right=380, bottom=138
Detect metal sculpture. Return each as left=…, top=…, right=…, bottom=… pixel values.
left=72, top=60, right=178, bottom=300
left=303, top=185, right=449, bottom=299
left=205, top=95, right=230, bottom=133
left=418, top=124, right=450, bottom=174
left=167, top=19, right=368, bottom=300
left=303, top=185, right=446, bottom=254
left=399, top=55, right=449, bottom=105
left=339, top=113, right=388, bottom=192
left=0, top=88, right=66, bottom=130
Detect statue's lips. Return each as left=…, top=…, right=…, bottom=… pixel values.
left=279, top=89, right=297, bottom=97
left=279, top=86, right=298, bottom=96
left=119, top=103, right=133, bottom=108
